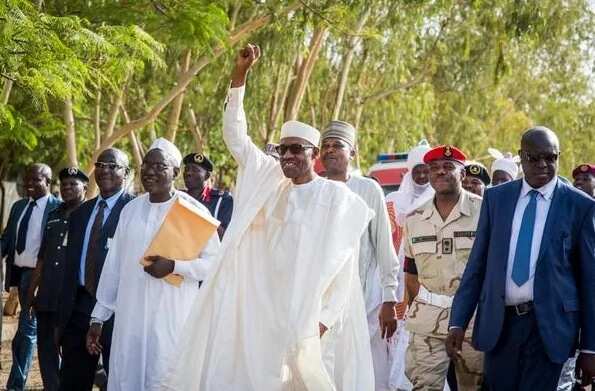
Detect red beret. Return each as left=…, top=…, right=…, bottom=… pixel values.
left=572, top=164, right=595, bottom=179
left=423, top=145, right=467, bottom=165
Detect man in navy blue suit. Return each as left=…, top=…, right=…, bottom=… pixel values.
left=56, top=148, right=134, bottom=391
left=1, top=163, right=61, bottom=391
left=446, top=126, right=595, bottom=390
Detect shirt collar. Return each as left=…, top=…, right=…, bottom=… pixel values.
left=98, top=188, right=125, bottom=211
left=521, top=177, right=557, bottom=200
left=30, top=193, right=50, bottom=209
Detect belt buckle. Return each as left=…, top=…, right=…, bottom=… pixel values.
left=515, top=303, right=529, bottom=316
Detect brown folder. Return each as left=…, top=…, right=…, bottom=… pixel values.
left=140, top=195, right=220, bottom=286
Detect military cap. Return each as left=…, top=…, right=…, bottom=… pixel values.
left=465, top=162, right=491, bottom=185
left=423, top=145, right=466, bottom=165
left=572, top=163, right=595, bottom=179
left=59, top=167, right=89, bottom=182
left=183, top=153, right=214, bottom=172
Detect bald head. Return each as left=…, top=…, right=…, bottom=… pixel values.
left=99, top=148, right=129, bottom=168
left=95, top=148, right=129, bottom=198
left=519, top=126, right=560, bottom=188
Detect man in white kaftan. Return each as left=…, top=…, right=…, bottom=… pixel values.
left=162, top=44, right=374, bottom=391
left=319, top=121, right=400, bottom=391
left=87, top=139, right=221, bottom=390
left=385, top=140, right=433, bottom=390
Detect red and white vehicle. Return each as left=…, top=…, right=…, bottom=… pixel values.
left=367, top=152, right=409, bottom=194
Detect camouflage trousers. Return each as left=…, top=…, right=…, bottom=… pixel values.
left=405, top=332, right=484, bottom=391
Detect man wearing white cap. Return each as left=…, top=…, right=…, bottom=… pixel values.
left=86, top=138, right=221, bottom=390
left=320, top=120, right=399, bottom=391
left=490, top=151, right=519, bottom=186
left=385, top=140, right=433, bottom=390
left=162, top=45, right=374, bottom=390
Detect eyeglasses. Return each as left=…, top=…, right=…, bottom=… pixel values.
left=141, top=162, right=171, bottom=172
left=520, top=151, right=559, bottom=164
left=94, top=162, right=124, bottom=171
left=275, top=143, right=315, bottom=155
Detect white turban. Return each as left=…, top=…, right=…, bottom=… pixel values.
left=406, top=139, right=431, bottom=170
left=280, top=120, right=320, bottom=146
left=491, top=153, right=519, bottom=179
left=149, top=138, right=182, bottom=168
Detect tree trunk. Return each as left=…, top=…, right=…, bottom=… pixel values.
left=85, top=1, right=301, bottom=176
left=332, top=8, right=370, bottom=120
left=94, top=89, right=102, bottom=150
left=284, top=26, right=328, bottom=121
left=104, top=91, right=123, bottom=138
left=1, top=80, right=13, bottom=105
left=165, top=49, right=192, bottom=142
left=187, top=107, right=204, bottom=153
left=64, top=98, right=78, bottom=166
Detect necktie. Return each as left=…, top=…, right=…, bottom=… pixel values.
left=16, top=201, right=36, bottom=254
left=511, top=190, right=539, bottom=286
left=85, top=200, right=107, bottom=296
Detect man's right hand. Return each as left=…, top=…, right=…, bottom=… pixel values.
left=231, top=44, right=261, bottom=88
left=86, top=323, right=103, bottom=355
left=445, top=327, right=465, bottom=361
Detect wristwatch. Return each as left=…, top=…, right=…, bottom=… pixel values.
left=90, top=317, right=104, bottom=327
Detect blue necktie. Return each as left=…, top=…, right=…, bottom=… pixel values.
left=16, top=200, right=36, bottom=254
left=511, top=190, right=539, bottom=286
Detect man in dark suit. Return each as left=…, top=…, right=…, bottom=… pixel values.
left=446, top=126, right=595, bottom=390
left=56, top=148, right=134, bottom=391
left=1, top=163, right=61, bottom=391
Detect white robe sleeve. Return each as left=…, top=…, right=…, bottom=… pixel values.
left=319, top=254, right=354, bottom=329
left=173, top=231, right=221, bottom=282
left=369, top=182, right=400, bottom=302
left=223, top=86, right=269, bottom=168
left=91, top=216, right=126, bottom=322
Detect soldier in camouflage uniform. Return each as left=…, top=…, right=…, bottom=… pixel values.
left=403, top=145, right=484, bottom=390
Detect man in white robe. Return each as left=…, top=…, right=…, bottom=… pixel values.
left=162, top=44, right=374, bottom=391
left=319, top=121, right=400, bottom=391
left=86, top=138, right=221, bottom=390
left=385, top=140, right=433, bottom=390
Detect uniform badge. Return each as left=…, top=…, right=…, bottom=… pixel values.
left=67, top=167, right=78, bottom=175
left=444, top=145, right=452, bottom=157
left=469, top=165, right=480, bottom=175
left=194, top=154, right=204, bottom=163
left=412, top=235, right=437, bottom=244
left=442, top=238, right=453, bottom=254
left=581, top=164, right=589, bottom=172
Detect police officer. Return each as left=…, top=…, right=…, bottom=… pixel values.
left=183, top=153, right=233, bottom=238
left=26, top=167, right=88, bottom=391
left=572, top=163, right=594, bottom=198
left=403, top=145, right=483, bottom=391
left=462, top=161, right=490, bottom=197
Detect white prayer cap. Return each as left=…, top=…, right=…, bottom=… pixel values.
left=148, top=137, right=182, bottom=168
left=488, top=148, right=519, bottom=179
left=280, top=120, right=320, bottom=146
left=407, top=139, right=431, bottom=170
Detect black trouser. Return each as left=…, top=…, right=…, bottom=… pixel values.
left=484, top=308, right=564, bottom=390
left=58, top=290, right=113, bottom=391
left=36, top=310, right=60, bottom=391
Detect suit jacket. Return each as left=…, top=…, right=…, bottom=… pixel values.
left=57, top=192, right=134, bottom=330
left=1, top=194, right=61, bottom=291
left=450, top=178, right=595, bottom=363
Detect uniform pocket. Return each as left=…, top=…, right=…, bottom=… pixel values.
left=411, top=241, right=437, bottom=256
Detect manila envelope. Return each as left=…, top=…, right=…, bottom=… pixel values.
left=140, top=195, right=220, bottom=287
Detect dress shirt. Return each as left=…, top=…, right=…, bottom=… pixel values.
left=14, top=194, right=50, bottom=268
left=79, top=188, right=125, bottom=286
left=505, top=177, right=557, bottom=305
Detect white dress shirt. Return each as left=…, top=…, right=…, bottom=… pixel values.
left=14, top=194, right=50, bottom=268
left=504, top=177, right=557, bottom=305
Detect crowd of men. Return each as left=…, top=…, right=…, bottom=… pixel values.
left=0, top=44, right=594, bottom=391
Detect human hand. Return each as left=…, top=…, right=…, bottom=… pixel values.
left=231, top=44, right=261, bottom=87
left=575, top=352, right=595, bottom=387
left=86, top=323, right=103, bottom=355
left=445, top=327, right=465, bottom=361
left=143, top=255, right=175, bottom=279
left=378, top=301, right=398, bottom=339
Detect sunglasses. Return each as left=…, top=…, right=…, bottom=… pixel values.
left=275, top=143, right=315, bottom=155
left=94, top=162, right=125, bottom=171
left=520, top=151, right=559, bottom=164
